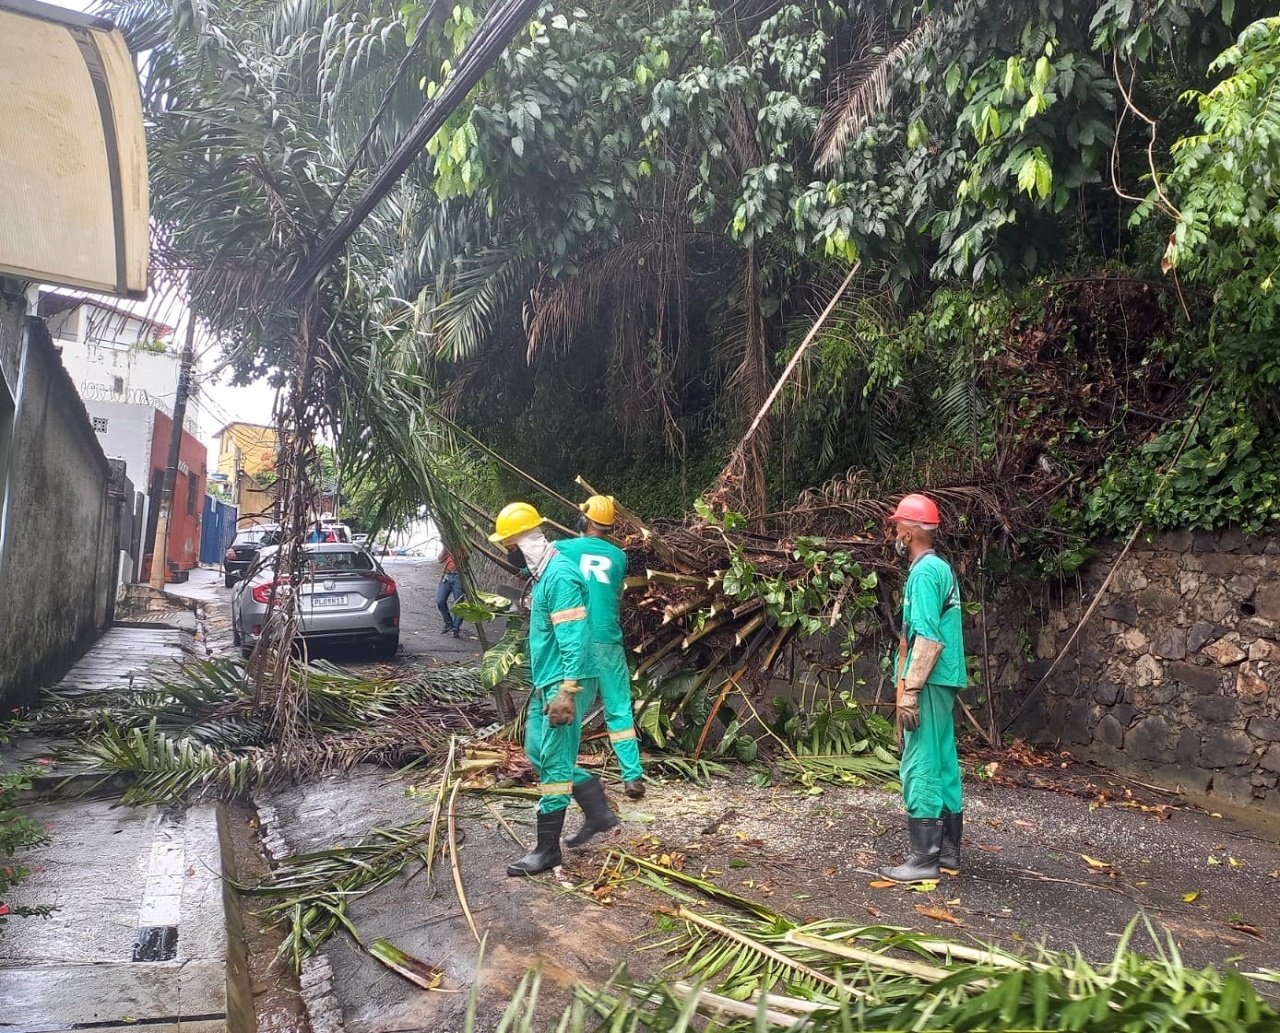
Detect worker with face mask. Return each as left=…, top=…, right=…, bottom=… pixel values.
left=554, top=495, right=645, bottom=800
left=880, top=493, right=967, bottom=884
left=490, top=502, right=618, bottom=876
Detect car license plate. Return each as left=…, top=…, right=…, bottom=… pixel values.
left=313, top=594, right=348, bottom=608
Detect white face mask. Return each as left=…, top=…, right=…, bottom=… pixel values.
left=515, top=529, right=554, bottom=577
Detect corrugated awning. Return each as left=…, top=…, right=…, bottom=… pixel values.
left=0, top=0, right=148, bottom=299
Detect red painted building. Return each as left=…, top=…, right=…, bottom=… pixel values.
left=141, top=409, right=207, bottom=580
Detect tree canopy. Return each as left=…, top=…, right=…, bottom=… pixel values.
left=112, top=0, right=1280, bottom=561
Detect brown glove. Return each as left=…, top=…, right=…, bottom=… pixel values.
left=899, top=638, right=943, bottom=735
left=897, top=683, right=921, bottom=732
left=544, top=680, right=580, bottom=726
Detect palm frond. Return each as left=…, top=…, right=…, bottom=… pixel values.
left=814, top=6, right=967, bottom=170
left=426, top=242, right=538, bottom=362
left=480, top=617, right=528, bottom=689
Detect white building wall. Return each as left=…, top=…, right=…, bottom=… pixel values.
left=44, top=296, right=197, bottom=433
left=84, top=400, right=155, bottom=491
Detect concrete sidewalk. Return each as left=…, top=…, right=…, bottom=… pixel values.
left=0, top=624, right=246, bottom=1033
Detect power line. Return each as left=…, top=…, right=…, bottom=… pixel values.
left=317, top=0, right=446, bottom=230
left=287, top=0, right=542, bottom=296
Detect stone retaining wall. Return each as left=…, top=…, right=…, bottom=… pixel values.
left=1010, top=531, right=1280, bottom=812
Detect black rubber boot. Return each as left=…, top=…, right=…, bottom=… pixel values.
left=879, top=817, right=944, bottom=884
left=564, top=776, right=620, bottom=848
left=507, top=807, right=565, bottom=876
left=624, top=778, right=646, bottom=800
left=939, top=810, right=963, bottom=876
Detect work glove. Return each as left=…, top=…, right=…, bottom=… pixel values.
left=896, top=682, right=921, bottom=733
left=544, top=680, right=580, bottom=726
left=898, top=637, right=942, bottom=736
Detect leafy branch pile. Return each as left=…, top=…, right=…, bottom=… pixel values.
left=620, top=502, right=891, bottom=682
left=485, top=852, right=1280, bottom=1031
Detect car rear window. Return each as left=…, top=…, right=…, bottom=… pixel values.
left=306, top=550, right=374, bottom=573
left=235, top=528, right=281, bottom=546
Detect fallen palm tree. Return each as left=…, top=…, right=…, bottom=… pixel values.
left=43, top=658, right=507, bottom=803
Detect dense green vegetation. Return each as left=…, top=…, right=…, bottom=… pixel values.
left=114, top=0, right=1280, bottom=552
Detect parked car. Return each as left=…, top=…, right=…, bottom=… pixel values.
left=230, top=543, right=400, bottom=659
left=223, top=524, right=283, bottom=587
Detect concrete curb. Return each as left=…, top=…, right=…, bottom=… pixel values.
left=217, top=805, right=257, bottom=1033
left=254, top=795, right=346, bottom=1033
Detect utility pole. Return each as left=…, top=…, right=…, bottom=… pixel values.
left=148, top=314, right=197, bottom=590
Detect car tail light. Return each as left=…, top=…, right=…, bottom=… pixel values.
left=225, top=548, right=236, bottom=561
left=252, top=580, right=283, bottom=605
left=374, top=574, right=396, bottom=599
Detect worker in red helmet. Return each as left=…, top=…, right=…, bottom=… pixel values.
left=880, top=493, right=967, bottom=884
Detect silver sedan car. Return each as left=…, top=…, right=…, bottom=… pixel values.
left=231, top=543, right=400, bottom=659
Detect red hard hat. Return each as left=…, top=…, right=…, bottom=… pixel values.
left=891, top=493, right=940, bottom=527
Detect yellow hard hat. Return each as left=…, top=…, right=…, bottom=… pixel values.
left=580, top=495, right=616, bottom=527
left=489, top=501, right=542, bottom=543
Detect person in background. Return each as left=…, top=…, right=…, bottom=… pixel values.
left=437, top=544, right=464, bottom=637
left=879, top=492, right=967, bottom=884
left=307, top=520, right=326, bottom=543
left=489, top=501, right=616, bottom=876
left=555, top=495, right=645, bottom=799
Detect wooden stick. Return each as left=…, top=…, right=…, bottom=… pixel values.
left=727, top=262, right=861, bottom=456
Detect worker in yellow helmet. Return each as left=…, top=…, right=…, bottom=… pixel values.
left=489, top=501, right=617, bottom=875
left=556, top=495, right=645, bottom=802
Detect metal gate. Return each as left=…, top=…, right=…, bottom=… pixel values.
left=199, top=495, right=238, bottom=565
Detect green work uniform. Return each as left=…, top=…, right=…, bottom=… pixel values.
left=896, top=552, right=966, bottom=819
left=525, top=550, right=599, bottom=814
left=556, top=537, right=643, bottom=781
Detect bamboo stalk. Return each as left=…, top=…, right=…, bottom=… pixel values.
left=730, top=597, right=765, bottom=620
left=734, top=612, right=768, bottom=646
left=675, top=642, right=736, bottom=712
left=677, top=909, right=853, bottom=994
left=435, top=410, right=581, bottom=515
left=447, top=777, right=480, bottom=943
left=693, top=662, right=749, bottom=760
left=647, top=569, right=707, bottom=586
left=759, top=625, right=794, bottom=673
left=726, top=261, right=862, bottom=457
left=682, top=616, right=730, bottom=650
left=634, top=633, right=685, bottom=676
left=632, top=623, right=679, bottom=656
left=622, top=575, right=649, bottom=590
left=662, top=594, right=710, bottom=623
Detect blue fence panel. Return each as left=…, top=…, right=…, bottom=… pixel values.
left=199, top=496, right=238, bottom=565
